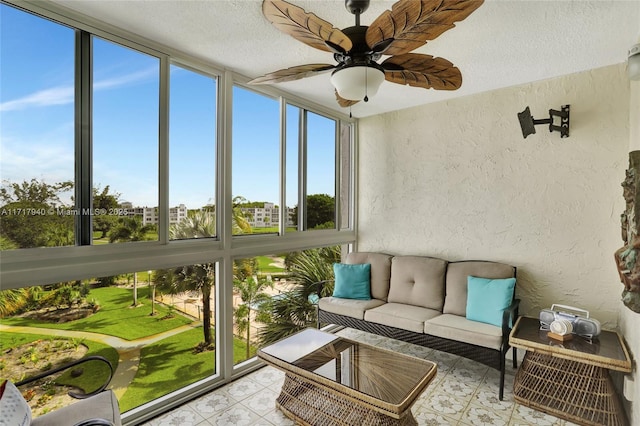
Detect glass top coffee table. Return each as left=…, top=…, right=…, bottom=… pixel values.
left=258, top=328, right=437, bottom=426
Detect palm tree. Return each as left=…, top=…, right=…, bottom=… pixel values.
left=258, top=246, right=340, bottom=345
left=159, top=208, right=252, bottom=349
left=109, top=216, right=154, bottom=306
left=156, top=261, right=216, bottom=348
left=233, top=275, right=273, bottom=359
left=46, top=225, right=74, bottom=247
left=232, top=196, right=253, bottom=234
left=0, top=287, right=42, bottom=317
left=165, top=211, right=217, bottom=347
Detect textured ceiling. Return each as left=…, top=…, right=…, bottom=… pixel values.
left=49, top=0, right=640, bottom=118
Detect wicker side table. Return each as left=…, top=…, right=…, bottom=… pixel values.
left=509, top=317, right=632, bottom=426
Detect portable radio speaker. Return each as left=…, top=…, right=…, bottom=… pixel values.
left=539, top=304, right=601, bottom=338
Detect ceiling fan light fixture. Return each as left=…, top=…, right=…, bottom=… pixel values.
left=330, top=65, right=385, bottom=101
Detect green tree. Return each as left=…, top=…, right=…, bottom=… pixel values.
left=0, top=178, right=73, bottom=205
left=93, top=185, right=121, bottom=238
left=0, top=236, right=17, bottom=250
left=234, top=200, right=278, bottom=208
left=0, top=179, right=75, bottom=249
left=0, top=200, right=74, bottom=248
left=45, top=221, right=75, bottom=246
left=109, top=216, right=153, bottom=243
left=258, top=246, right=339, bottom=345
left=109, top=216, right=154, bottom=306
left=233, top=275, right=273, bottom=359
left=291, top=194, right=335, bottom=229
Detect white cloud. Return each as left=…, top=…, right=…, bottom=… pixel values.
left=0, top=67, right=157, bottom=112
left=93, top=68, right=157, bottom=91
left=0, top=134, right=74, bottom=183
left=0, top=86, right=74, bottom=112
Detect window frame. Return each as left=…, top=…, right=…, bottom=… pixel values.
left=0, top=1, right=357, bottom=424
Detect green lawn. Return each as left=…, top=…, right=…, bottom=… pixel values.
left=256, top=256, right=285, bottom=274
left=3, top=288, right=255, bottom=413
left=92, top=230, right=158, bottom=245
left=2, top=287, right=193, bottom=340
left=118, top=327, right=255, bottom=412
left=118, top=327, right=213, bottom=412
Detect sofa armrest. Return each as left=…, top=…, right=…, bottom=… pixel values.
left=502, top=298, right=520, bottom=336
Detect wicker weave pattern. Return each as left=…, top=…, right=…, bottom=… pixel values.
left=514, top=352, right=627, bottom=426
left=276, top=373, right=417, bottom=426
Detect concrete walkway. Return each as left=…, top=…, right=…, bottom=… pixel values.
left=0, top=321, right=201, bottom=399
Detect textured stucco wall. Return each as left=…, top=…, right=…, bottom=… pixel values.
left=357, top=64, right=629, bottom=329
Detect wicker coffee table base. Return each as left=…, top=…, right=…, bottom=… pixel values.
left=275, top=373, right=417, bottom=426
left=514, top=352, right=627, bottom=426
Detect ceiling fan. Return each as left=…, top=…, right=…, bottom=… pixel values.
left=249, top=0, right=484, bottom=108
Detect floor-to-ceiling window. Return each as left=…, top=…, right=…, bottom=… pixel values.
left=0, top=1, right=356, bottom=424
left=169, top=64, right=217, bottom=240
left=0, top=5, right=75, bottom=250
left=306, top=111, right=337, bottom=231
left=231, top=86, right=280, bottom=236
left=93, top=36, right=160, bottom=244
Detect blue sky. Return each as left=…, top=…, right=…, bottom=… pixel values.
left=0, top=4, right=336, bottom=210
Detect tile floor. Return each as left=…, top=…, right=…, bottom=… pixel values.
left=142, top=328, right=576, bottom=426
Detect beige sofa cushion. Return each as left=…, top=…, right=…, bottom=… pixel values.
left=318, top=297, right=386, bottom=320
left=443, top=261, right=516, bottom=316
left=364, top=303, right=441, bottom=333
left=345, top=252, right=392, bottom=301
left=387, top=256, right=447, bottom=310
left=424, top=314, right=503, bottom=350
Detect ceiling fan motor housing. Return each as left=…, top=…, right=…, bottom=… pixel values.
left=345, top=0, right=370, bottom=15
left=335, top=26, right=381, bottom=66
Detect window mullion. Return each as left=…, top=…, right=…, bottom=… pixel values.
left=279, top=98, right=286, bottom=236
left=158, top=57, right=170, bottom=243
left=75, top=30, right=92, bottom=246
left=299, top=109, right=307, bottom=231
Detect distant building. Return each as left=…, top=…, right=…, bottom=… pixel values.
left=120, top=202, right=188, bottom=226
left=119, top=202, right=293, bottom=228
left=241, top=202, right=295, bottom=228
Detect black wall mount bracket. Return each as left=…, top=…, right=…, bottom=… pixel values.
left=518, top=105, right=570, bottom=139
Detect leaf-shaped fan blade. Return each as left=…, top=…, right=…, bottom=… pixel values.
left=248, top=64, right=336, bottom=85
left=263, top=0, right=353, bottom=53
left=382, top=54, right=462, bottom=90
left=335, top=90, right=359, bottom=108
left=366, top=0, right=484, bottom=56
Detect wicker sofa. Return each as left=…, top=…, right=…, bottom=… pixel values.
left=317, top=252, right=519, bottom=400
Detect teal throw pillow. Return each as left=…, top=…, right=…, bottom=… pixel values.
left=332, top=263, right=372, bottom=300
left=466, top=276, right=516, bottom=327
